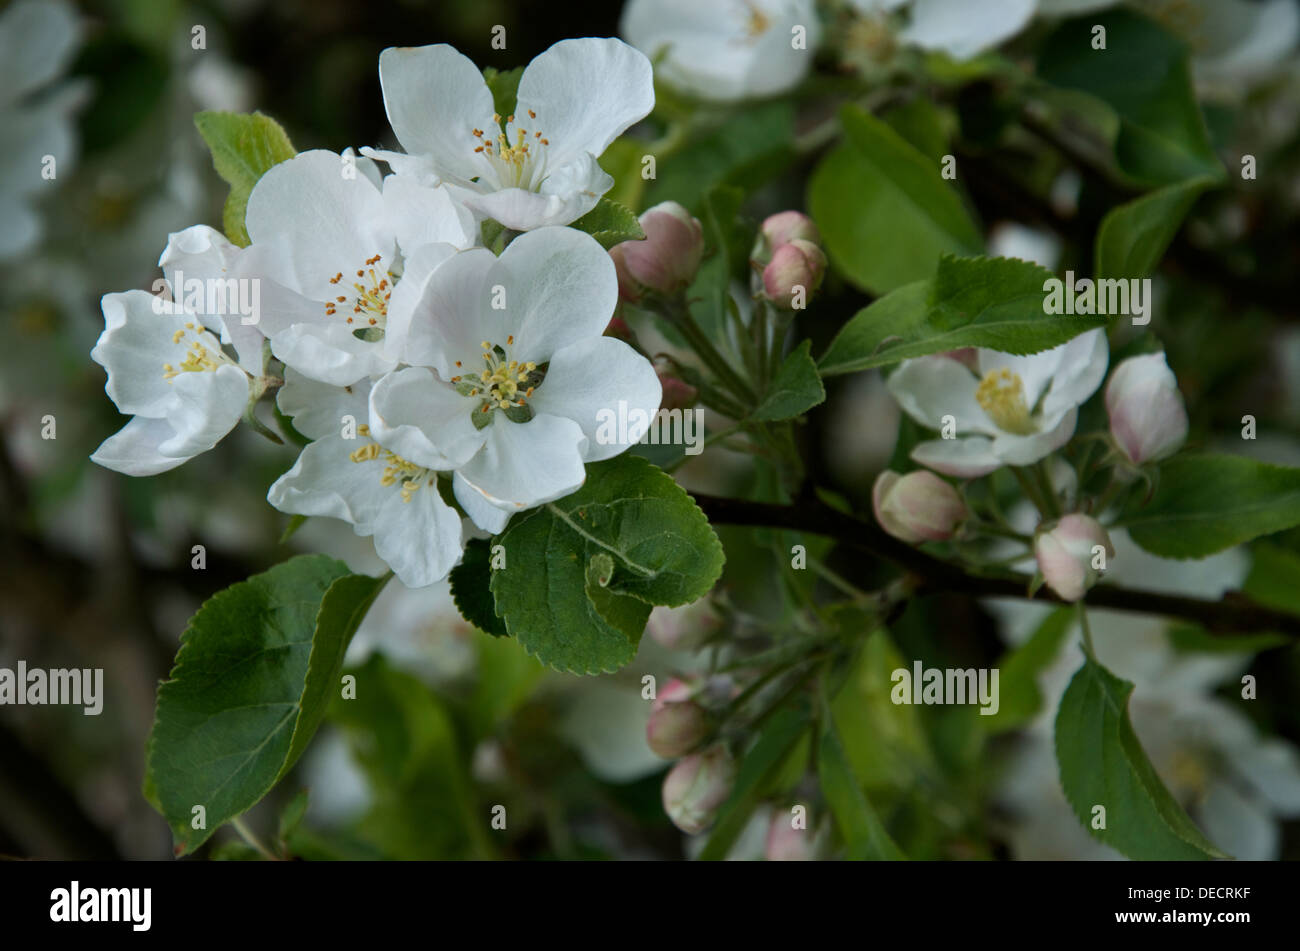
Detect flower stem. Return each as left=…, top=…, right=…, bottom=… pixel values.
left=661, top=295, right=756, bottom=405
left=231, top=815, right=279, bottom=861
left=1077, top=602, right=1097, bottom=662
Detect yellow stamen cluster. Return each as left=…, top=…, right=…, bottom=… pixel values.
left=348, top=423, right=431, bottom=502
left=975, top=368, right=1036, bottom=435
left=459, top=339, right=538, bottom=412
left=471, top=110, right=549, bottom=186
left=163, top=322, right=229, bottom=381
left=325, top=254, right=393, bottom=327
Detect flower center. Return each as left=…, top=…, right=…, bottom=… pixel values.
left=740, top=1, right=771, bottom=40
left=472, top=110, right=550, bottom=190
left=449, top=336, right=545, bottom=426
left=975, top=368, right=1036, bottom=435
left=162, top=322, right=235, bottom=381
left=324, top=254, right=393, bottom=334
left=349, top=424, right=434, bottom=502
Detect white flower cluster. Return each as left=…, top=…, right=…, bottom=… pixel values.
left=91, top=38, right=664, bottom=588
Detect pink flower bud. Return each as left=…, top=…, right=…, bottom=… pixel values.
left=609, top=201, right=704, bottom=297
left=1105, top=352, right=1188, bottom=466
left=658, top=372, right=698, bottom=411
left=761, top=210, right=820, bottom=251
left=661, top=745, right=736, bottom=834
left=1034, top=514, right=1114, bottom=602
left=765, top=812, right=813, bottom=861
left=762, top=238, right=827, bottom=309
left=647, top=684, right=710, bottom=759
left=646, top=601, right=723, bottom=651
left=872, top=470, right=968, bottom=544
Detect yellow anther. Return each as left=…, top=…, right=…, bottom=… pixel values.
left=975, top=368, right=1035, bottom=435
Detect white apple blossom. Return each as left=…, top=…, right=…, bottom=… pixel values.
left=849, top=0, right=1036, bottom=61
left=367, top=38, right=653, bottom=230
left=239, top=149, right=476, bottom=387
left=886, top=329, right=1109, bottom=478
left=267, top=370, right=465, bottom=588
left=369, top=226, right=662, bottom=534
left=621, top=0, right=822, bottom=103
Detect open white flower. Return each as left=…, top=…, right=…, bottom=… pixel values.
left=621, top=0, right=821, bottom=102
left=368, top=38, right=653, bottom=231
left=849, top=0, right=1035, bottom=61
left=370, top=226, right=662, bottom=533
left=887, top=329, right=1108, bottom=478
left=91, top=290, right=251, bottom=477
left=267, top=371, right=465, bottom=588
left=240, top=149, right=476, bottom=387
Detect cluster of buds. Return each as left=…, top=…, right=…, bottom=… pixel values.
left=753, top=211, right=827, bottom=310
left=650, top=676, right=740, bottom=835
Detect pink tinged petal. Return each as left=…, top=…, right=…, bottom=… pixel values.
left=886, top=356, right=996, bottom=435
left=1033, top=533, right=1087, bottom=601
left=1105, top=352, right=1187, bottom=465
left=91, top=417, right=190, bottom=477
left=377, top=44, right=495, bottom=187
left=457, top=413, right=588, bottom=511
left=372, top=479, right=465, bottom=588
left=989, top=409, right=1077, bottom=466
left=275, top=369, right=370, bottom=442
left=381, top=176, right=476, bottom=256
left=529, top=336, right=662, bottom=462
left=911, top=437, right=1003, bottom=478
left=489, top=227, right=618, bottom=363
left=514, top=37, right=654, bottom=171
left=453, top=471, right=512, bottom=535
left=367, top=366, right=487, bottom=471
left=244, top=150, right=394, bottom=303
left=266, top=436, right=386, bottom=529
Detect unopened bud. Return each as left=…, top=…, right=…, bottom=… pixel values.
left=762, top=238, right=826, bottom=309
left=661, top=744, right=736, bottom=834
left=765, top=812, right=812, bottom=861
left=1034, top=514, right=1114, bottom=602
left=647, top=679, right=709, bottom=758
left=760, top=210, right=820, bottom=254
left=658, top=372, right=698, bottom=411
left=1105, top=352, right=1188, bottom=466
left=872, top=469, right=968, bottom=544
left=609, top=201, right=704, bottom=298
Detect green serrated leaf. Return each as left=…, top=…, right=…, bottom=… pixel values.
left=752, top=340, right=826, bottom=421
left=1095, top=176, right=1215, bottom=280
left=490, top=455, right=725, bottom=674
left=449, top=538, right=510, bottom=638
left=194, top=111, right=297, bottom=247
left=1122, top=455, right=1300, bottom=558
left=570, top=197, right=645, bottom=250
left=809, top=105, right=981, bottom=296
left=1054, top=656, right=1227, bottom=859
left=819, top=255, right=1106, bottom=376
left=145, top=555, right=387, bottom=854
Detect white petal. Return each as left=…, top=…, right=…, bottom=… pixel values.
left=267, top=436, right=386, bottom=529
left=372, top=480, right=464, bottom=588
left=1200, top=780, right=1276, bottom=861
left=457, top=414, right=588, bottom=510
left=0, top=0, right=82, bottom=101
left=911, top=436, right=1003, bottom=478
left=1039, top=329, right=1108, bottom=419
left=464, top=151, right=612, bottom=230
left=269, top=320, right=395, bottom=387
left=1193, top=0, right=1300, bottom=81
left=901, top=0, right=1036, bottom=60
left=381, top=175, right=476, bottom=256
left=1228, top=740, right=1300, bottom=815
left=398, top=246, right=503, bottom=376
left=887, top=356, right=996, bottom=434
left=489, top=227, right=617, bottom=364
left=377, top=44, right=495, bottom=185
left=990, top=408, right=1077, bottom=465
left=453, top=471, right=512, bottom=535
left=157, top=364, right=249, bottom=458
left=368, top=366, right=487, bottom=470
left=91, top=291, right=183, bottom=418
left=244, top=150, right=394, bottom=303
left=530, top=336, right=662, bottom=461
left=91, top=417, right=189, bottom=477
left=0, top=193, right=40, bottom=259
left=381, top=242, right=463, bottom=364
left=276, top=368, right=370, bottom=441
left=160, top=225, right=264, bottom=371
left=515, top=37, right=654, bottom=170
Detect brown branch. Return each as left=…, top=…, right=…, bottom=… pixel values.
left=691, top=492, right=1300, bottom=639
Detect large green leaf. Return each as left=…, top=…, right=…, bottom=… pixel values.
left=1055, top=656, right=1227, bottom=859
left=490, top=455, right=725, bottom=674
left=1094, top=176, right=1214, bottom=280
left=449, top=538, right=509, bottom=638
left=752, top=340, right=826, bottom=421
left=1036, top=11, right=1224, bottom=186
left=809, top=106, right=981, bottom=296
left=194, top=111, right=297, bottom=247
left=145, top=555, right=388, bottom=854
left=1123, top=455, right=1300, bottom=558
left=818, top=255, right=1106, bottom=376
